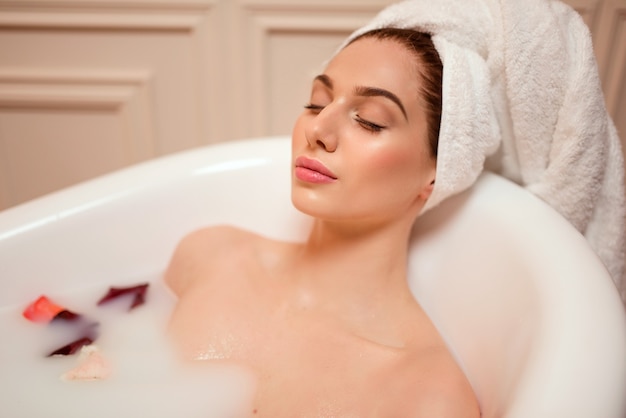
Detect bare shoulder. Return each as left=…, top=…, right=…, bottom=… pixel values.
left=177, top=224, right=258, bottom=251
left=389, top=347, right=480, bottom=418
left=164, top=225, right=262, bottom=296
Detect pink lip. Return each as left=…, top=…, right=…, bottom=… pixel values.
left=294, top=156, right=337, bottom=184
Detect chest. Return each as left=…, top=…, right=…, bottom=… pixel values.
left=166, top=270, right=425, bottom=416
left=169, top=278, right=402, bottom=376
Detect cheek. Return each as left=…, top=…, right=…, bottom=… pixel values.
left=355, top=142, right=429, bottom=200
left=363, top=142, right=423, bottom=179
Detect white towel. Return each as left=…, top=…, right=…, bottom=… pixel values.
left=344, top=0, right=626, bottom=300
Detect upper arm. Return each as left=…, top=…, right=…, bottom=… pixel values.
left=395, top=350, right=481, bottom=418
left=163, top=225, right=247, bottom=296
left=411, top=379, right=481, bottom=418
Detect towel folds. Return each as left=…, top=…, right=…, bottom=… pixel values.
left=343, top=0, right=625, bottom=300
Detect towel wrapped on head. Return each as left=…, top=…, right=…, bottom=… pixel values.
left=343, top=0, right=626, bottom=300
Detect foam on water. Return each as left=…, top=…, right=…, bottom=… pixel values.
left=0, top=276, right=255, bottom=418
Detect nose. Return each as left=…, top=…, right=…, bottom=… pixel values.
left=305, top=106, right=338, bottom=152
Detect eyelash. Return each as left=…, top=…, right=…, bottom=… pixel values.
left=303, top=103, right=385, bottom=133
left=304, top=103, right=324, bottom=112
left=355, top=116, right=384, bottom=133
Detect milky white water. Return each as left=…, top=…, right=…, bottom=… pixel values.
left=0, top=276, right=255, bottom=418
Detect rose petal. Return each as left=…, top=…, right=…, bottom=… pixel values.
left=48, top=337, right=94, bottom=357
left=97, top=283, right=149, bottom=310
left=23, top=296, right=65, bottom=323
left=52, top=309, right=82, bottom=322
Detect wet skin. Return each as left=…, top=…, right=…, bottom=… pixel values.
left=166, top=36, right=480, bottom=418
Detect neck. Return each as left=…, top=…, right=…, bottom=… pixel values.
left=290, top=217, right=415, bottom=308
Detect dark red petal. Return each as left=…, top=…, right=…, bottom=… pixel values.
left=52, top=310, right=82, bottom=322
left=47, top=337, right=94, bottom=357
left=97, top=283, right=149, bottom=310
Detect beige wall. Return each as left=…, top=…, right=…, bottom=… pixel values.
left=0, top=0, right=624, bottom=210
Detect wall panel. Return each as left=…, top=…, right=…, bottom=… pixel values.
left=0, top=0, right=624, bottom=210
left=0, top=0, right=219, bottom=208
left=230, top=0, right=394, bottom=139
left=593, top=0, right=626, bottom=138
left=0, top=69, right=155, bottom=205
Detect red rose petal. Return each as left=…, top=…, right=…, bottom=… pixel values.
left=97, top=283, right=149, bottom=310
left=48, top=337, right=94, bottom=357
left=52, top=310, right=82, bottom=322
left=23, top=296, right=65, bottom=323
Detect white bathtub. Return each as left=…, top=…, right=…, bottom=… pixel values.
left=0, top=136, right=624, bottom=417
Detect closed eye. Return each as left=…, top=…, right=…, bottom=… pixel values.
left=304, top=103, right=325, bottom=113
left=305, top=104, right=385, bottom=132
left=356, top=116, right=385, bottom=133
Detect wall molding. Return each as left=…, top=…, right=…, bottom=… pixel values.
left=0, top=0, right=216, bottom=11
left=0, top=0, right=623, bottom=210
left=592, top=0, right=626, bottom=117
left=239, top=0, right=391, bottom=12
left=242, top=10, right=377, bottom=134
left=0, top=69, right=156, bottom=160
left=0, top=11, right=205, bottom=31
left=0, top=0, right=216, bottom=31
left=0, top=69, right=151, bottom=108
left=604, top=5, right=625, bottom=115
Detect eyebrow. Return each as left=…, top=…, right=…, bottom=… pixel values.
left=313, top=74, right=408, bottom=121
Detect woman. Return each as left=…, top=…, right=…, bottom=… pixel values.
left=165, top=28, right=480, bottom=417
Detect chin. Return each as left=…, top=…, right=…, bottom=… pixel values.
left=290, top=187, right=343, bottom=221
left=290, top=187, right=321, bottom=217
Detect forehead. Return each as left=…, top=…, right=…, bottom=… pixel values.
left=324, top=37, right=421, bottom=101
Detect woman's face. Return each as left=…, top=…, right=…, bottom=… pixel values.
left=291, top=36, right=436, bottom=226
